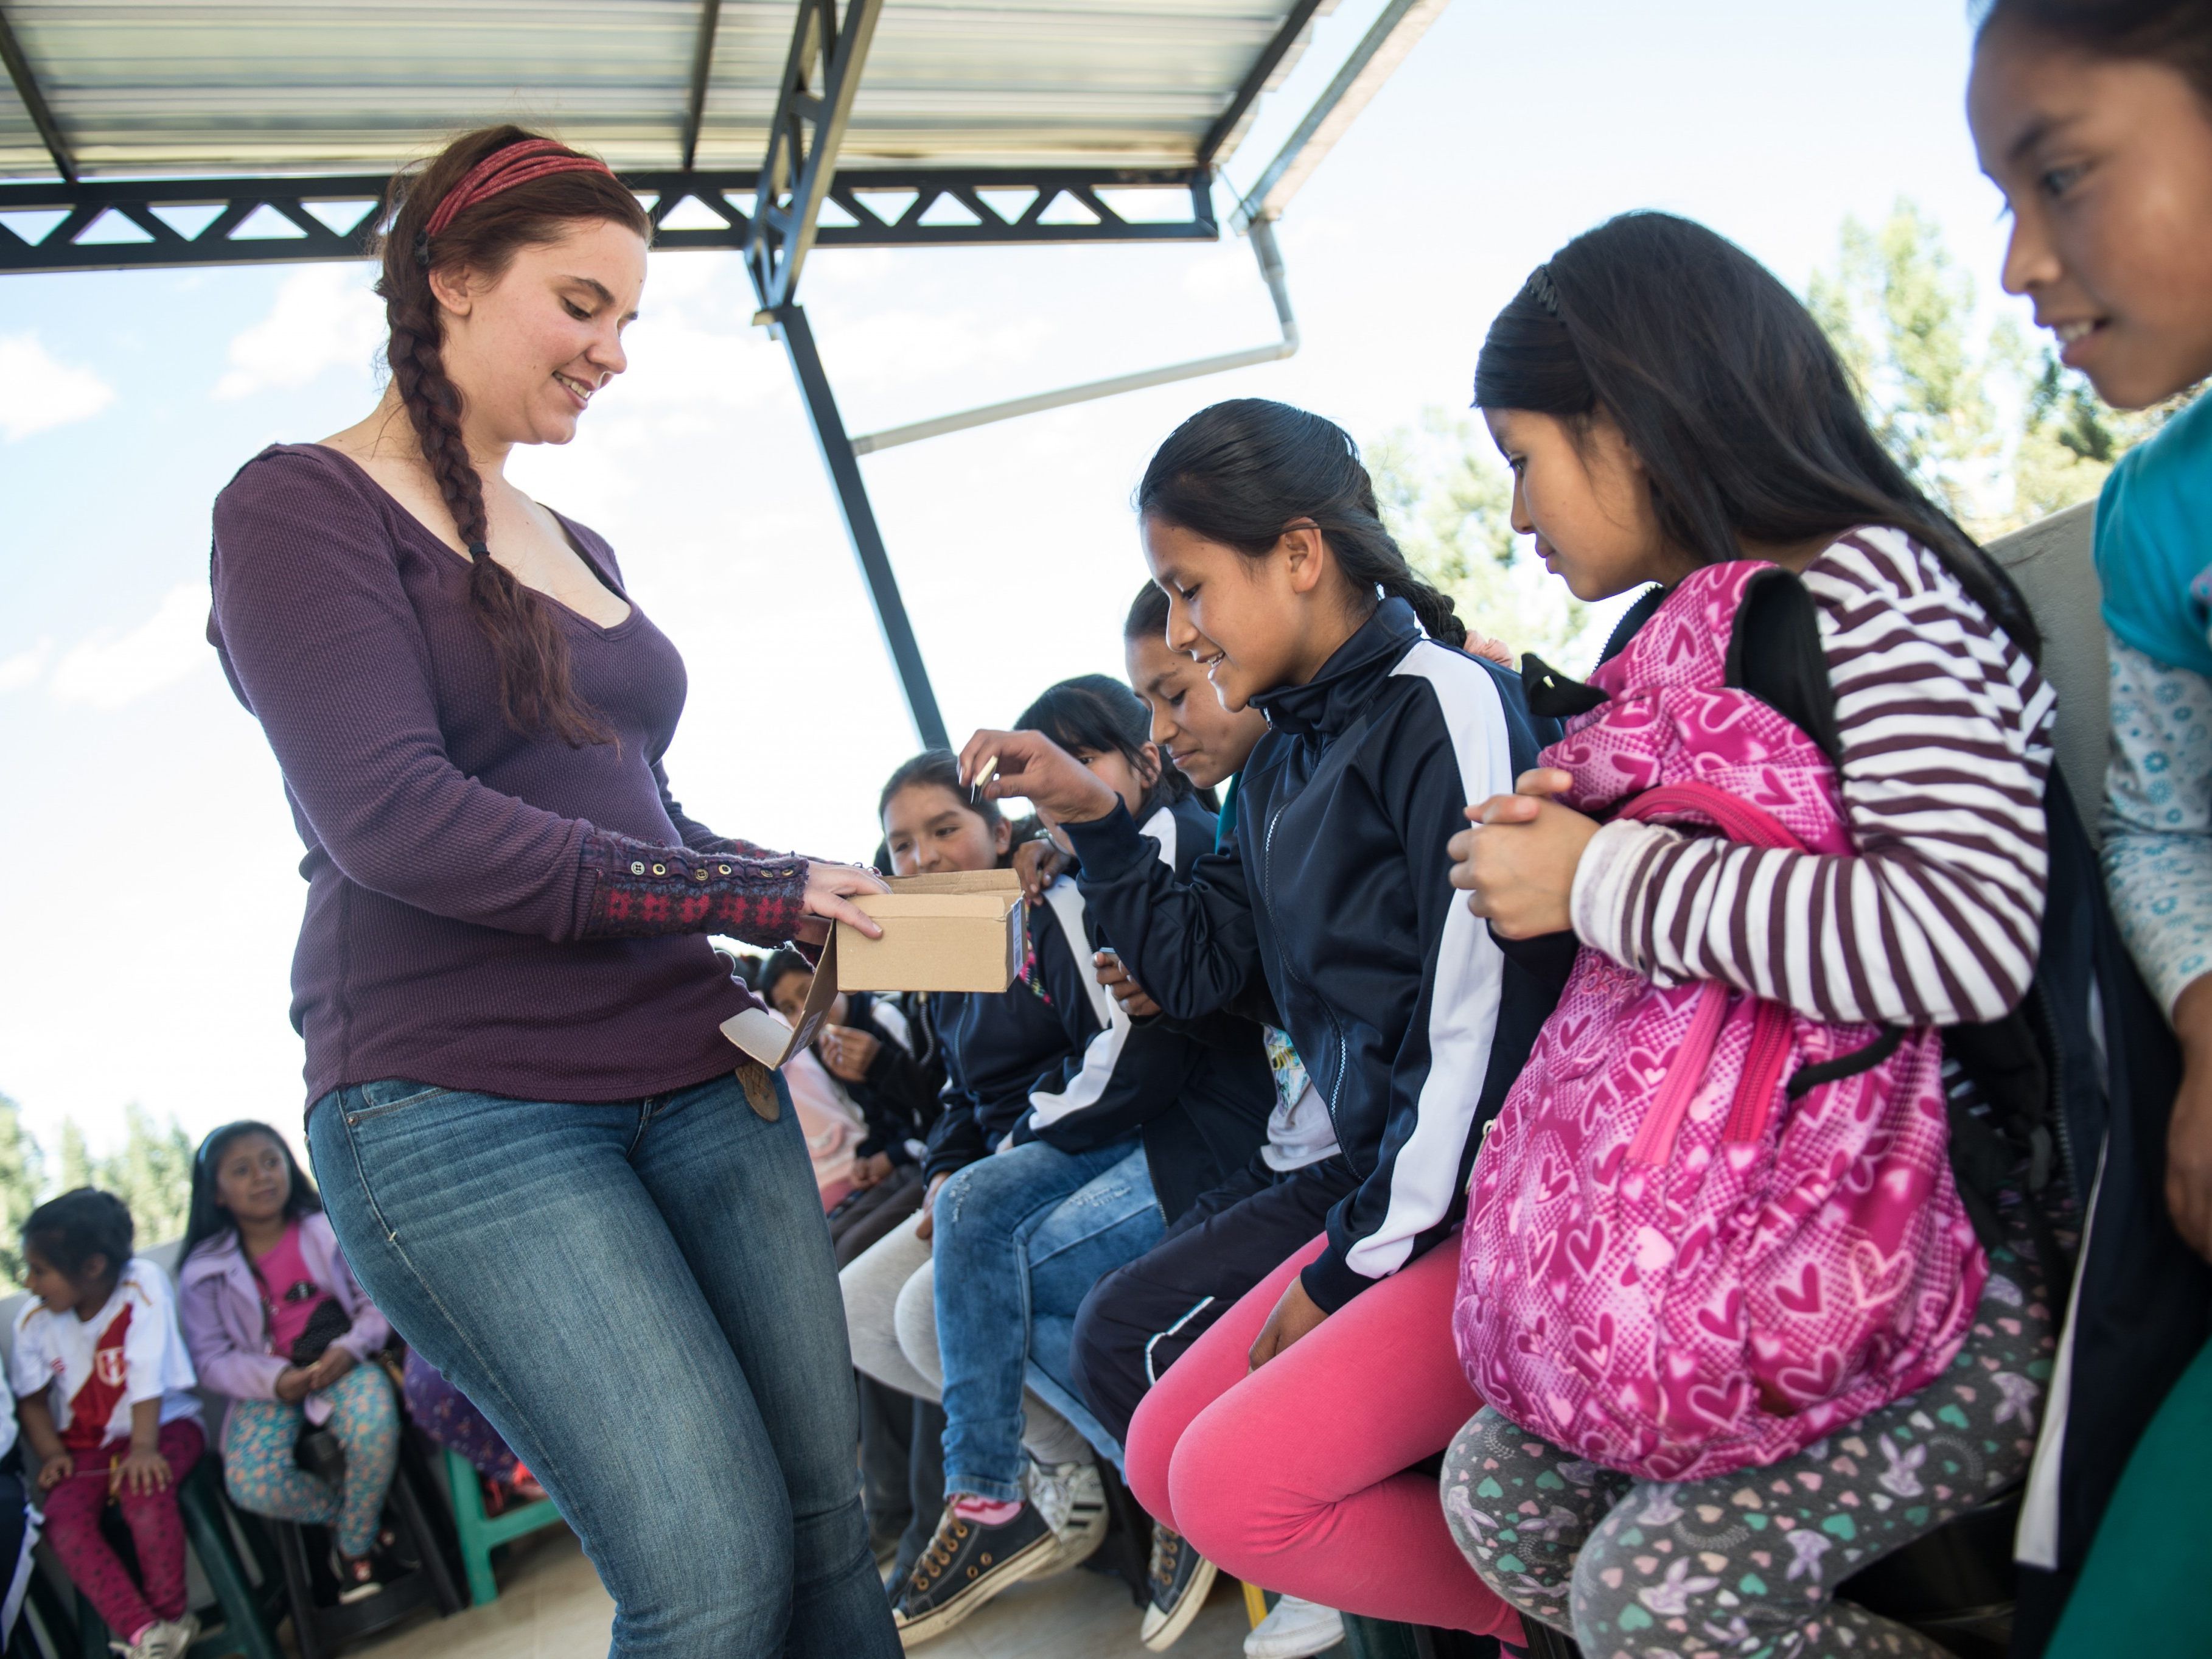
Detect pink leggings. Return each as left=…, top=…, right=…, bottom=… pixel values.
left=43, top=1419, right=204, bottom=1640
left=1125, top=1234, right=1519, bottom=1639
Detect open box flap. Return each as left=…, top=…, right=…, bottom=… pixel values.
left=721, top=929, right=840, bottom=1069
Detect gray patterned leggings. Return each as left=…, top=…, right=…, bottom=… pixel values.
left=1442, top=1215, right=2054, bottom=1659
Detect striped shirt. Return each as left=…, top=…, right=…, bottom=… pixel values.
left=1570, top=529, right=2056, bottom=1027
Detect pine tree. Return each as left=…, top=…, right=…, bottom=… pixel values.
left=0, top=1097, right=45, bottom=1280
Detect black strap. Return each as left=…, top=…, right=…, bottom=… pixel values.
left=1785, top=1027, right=1905, bottom=1099
left=1520, top=653, right=1608, bottom=719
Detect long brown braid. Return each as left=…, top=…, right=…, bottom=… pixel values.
left=374, top=126, right=651, bottom=747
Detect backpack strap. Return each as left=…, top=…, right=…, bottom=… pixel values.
left=1726, top=567, right=1844, bottom=766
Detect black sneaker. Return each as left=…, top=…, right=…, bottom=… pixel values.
left=891, top=1502, right=1055, bottom=1647
left=1139, top=1524, right=1216, bottom=1651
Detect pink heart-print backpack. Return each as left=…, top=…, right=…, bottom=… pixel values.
left=1453, top=560, right=1986, bottom=1482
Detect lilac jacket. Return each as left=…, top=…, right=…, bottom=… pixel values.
left=177, top=1213, right=391, bottom=1432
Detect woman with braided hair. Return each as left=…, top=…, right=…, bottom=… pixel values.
left=208, top=126, right=899, bottom=1658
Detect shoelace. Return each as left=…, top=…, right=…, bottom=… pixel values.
left=1149, top=1528, right=1181, bottom=1591
left=913, top=1516, right=971, bottom=1588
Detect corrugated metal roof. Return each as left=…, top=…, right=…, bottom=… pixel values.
left=0, top=0, right=1325, bottom=181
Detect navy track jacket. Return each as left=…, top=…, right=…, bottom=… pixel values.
left=1062, top=598, right=1565, bottom=1311
left=1014, top=794, right=1275, bottom=1220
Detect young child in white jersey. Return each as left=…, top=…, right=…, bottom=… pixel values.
left=13, top=1190, right=203, bottom=1659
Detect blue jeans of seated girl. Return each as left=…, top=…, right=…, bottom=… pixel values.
left=309, top=1074, right=897, bottom=1659
left=933, top=1139, right=1163, bottom=1501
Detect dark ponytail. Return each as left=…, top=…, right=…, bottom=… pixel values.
left=1976, top=0, right=2212, bottom=106
left=1136, top=399, right=1468, bottom=649
left=375, top=126, right=651, bottom=747
left=1474, top=212, right=2039, bottom=658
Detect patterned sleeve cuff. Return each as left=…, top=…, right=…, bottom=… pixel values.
left=580, top=830, right=810, bottom=951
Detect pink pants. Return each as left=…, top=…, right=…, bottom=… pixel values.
left=43, top=1419, right=203, bottom=1641
left=1125, top=1234, right=1519, bottom=1640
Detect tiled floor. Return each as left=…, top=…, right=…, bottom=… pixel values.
left=358, top=1526, right=1256, bottom=1659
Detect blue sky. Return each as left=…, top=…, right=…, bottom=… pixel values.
left=0, top=0, right=2023, bottom=1157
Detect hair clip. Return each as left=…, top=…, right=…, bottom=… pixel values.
left=1525, top=264, right=1561, bottom=317
left=412, top=229, right=431, bottom=268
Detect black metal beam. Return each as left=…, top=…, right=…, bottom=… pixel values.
left=0, top=166, right=1216, bottom=274
left=679, top=0, right=724, bottom=172
left=1197, top=0, right=1328, bottom=167
left=0, top=2, right=74, bottom=184
left=747, top=0, right=882, bottom=310
left=773, top=301, right=949, bottom=752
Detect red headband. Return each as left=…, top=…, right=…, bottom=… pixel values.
left=422, top=139, right=617, bottom=242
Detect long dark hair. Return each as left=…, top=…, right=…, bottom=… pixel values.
left=1016, top=674, right=1195, bottom=819
left=1136, top=399, right=1469, bottom=650
left=1474, top=212, right=2039, bottom=656
left=375, top=125, right=652, bottom=747
left=181, top=1122, right=324, bottom=1266
left=1978, top=0, right=2212, bottom=103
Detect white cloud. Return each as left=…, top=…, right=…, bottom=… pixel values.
left=0, top=638, right=52, bottom=691
left=0, top=335, right=116, bottom=441
left=214, top=264, right=385, bottom=400
left=48, top=585, right=212, bottom=710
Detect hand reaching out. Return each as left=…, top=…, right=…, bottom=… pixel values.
left=957, top=730, right=1119, bottom=826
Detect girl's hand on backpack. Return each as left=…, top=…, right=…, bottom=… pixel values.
left=2166, top=975, right=2212, bottom=1262
left=1248, top=1276, right=1327, bottom=1369
left=958, top=729, right=1119, bottom=825
left=1450, top=769, right=1599, bottom=938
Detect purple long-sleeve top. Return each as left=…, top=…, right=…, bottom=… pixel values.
left=209, top=443, right=791, bottom=1108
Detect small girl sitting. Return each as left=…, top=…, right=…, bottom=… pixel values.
left=13, top=1189, right=204, bottom=1659
left=176, top=1122, right=399, bottom=1603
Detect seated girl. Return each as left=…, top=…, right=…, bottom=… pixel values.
left=851, top=688, right=1273, bottom=1646
left=963, top=397, right=1558, bottom=1642
left=1970, top=4, right=2212, bottom=1650
left=1439, top=210, right=2057, bottom=1658
left=14, top=1190, right=204, bottom=1659
left=1069, top=582, right=1344, bottom=1655
left=178, top=1122, right=400, bottom=1602
left=838, top=751, right=1123, bottom=1632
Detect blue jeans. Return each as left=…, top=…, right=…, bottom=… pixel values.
left=309, top=1074, right=898, bottom=1659
left=933, top=1140, right=1164, bottom=1501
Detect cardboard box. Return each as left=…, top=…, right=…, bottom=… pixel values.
left=720, top=868, right=1025, bottom=1070
left=840, top=869, right=1026, bottom=994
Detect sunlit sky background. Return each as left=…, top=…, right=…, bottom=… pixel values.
left=0, top=0, right=2028, bottom=1158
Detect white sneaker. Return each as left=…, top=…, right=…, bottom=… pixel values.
left=1024, top=1458, right=1108, bottom=1575
left=1244, top=1595, right=1344, bottom=1659
left=114, top=1615, right=198, bottom=1659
